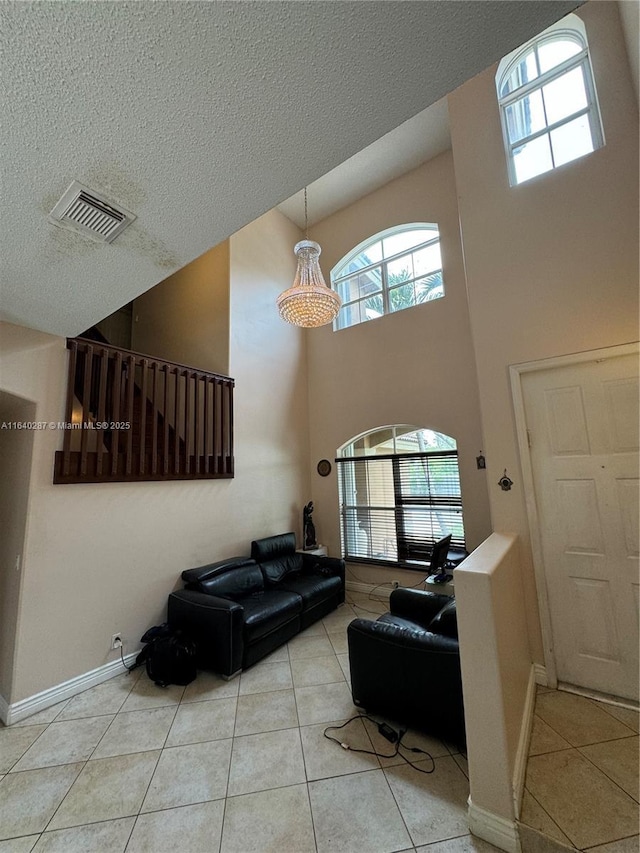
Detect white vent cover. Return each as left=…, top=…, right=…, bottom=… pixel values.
left=49, top=181, right=136, bottom=243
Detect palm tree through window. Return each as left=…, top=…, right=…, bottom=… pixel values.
left=331, top=224, right=444, bottom=330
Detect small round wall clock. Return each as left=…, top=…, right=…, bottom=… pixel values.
left=317, top=459, right=332, bottom=477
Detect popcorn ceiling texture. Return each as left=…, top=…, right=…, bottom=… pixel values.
left=0, top=1, right=579, bottom=337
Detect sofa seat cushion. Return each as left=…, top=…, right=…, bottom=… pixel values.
left=240, top=589, right=302, bottom=642
left=279, top=572, right=342, bottom=609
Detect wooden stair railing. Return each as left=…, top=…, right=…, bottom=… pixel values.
left=54, top=338, right=234, bottom=484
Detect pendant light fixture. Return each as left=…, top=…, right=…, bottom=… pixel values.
left=276, top=188, right=341, bottom=328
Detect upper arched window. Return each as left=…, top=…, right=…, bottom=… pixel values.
left=331, top=224, right=444, bottom=331
left=496, top=14, right=604, bottom=186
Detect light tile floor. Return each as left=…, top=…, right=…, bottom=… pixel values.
left=6, top=593, right=635, bottom=853
left=520, top=686, right=639, bottom=853
left=0, top=596, right=496, bottom=853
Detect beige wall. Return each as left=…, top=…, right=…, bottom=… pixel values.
left=307, top=149, right=492, bottom=581
left=0, top=392, right=36, bottom=701
left=132, top=240, right=230, bottom=376
left=618, top=0, right=639, bottom=106
left=0, top=208, right=308, bottom=704
left=448, top=1, right=639, bottom=663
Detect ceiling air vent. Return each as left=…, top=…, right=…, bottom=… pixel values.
left=49, top=181, right=136, bottom=243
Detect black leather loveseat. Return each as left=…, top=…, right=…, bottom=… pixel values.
left=347, top=588, right=465, bottom=747
left=168, top=532, right=345, bottom=678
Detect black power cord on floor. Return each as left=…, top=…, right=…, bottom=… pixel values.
left=120, top=644, right=138, bottom=674
left=323, top=715, right=436, bottom=774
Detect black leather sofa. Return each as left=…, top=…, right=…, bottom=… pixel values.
left=347, top=588, right=465, bottom=747
left=168, top=532, right=345, bottom=678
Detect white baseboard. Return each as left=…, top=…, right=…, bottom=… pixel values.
left=534, top=663, right=548, bottom=686
left=1, top=651, right=139, bottom=726
left=468, top=798, right=521, bottom=853
left=513, top=664, right=537, bottom=819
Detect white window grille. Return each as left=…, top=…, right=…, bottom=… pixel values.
left=331, top=224, right=444, bottom=331
left=496, top=14, right=604, bottom=186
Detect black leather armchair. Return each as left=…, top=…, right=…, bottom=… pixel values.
left=347, top=588, right=465, bottom=748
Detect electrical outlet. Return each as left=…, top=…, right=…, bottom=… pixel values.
left=111, top=633, right=123, bottom=650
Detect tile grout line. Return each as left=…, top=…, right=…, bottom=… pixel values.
left=520, top=785, right=577, bottom=849
left=580, top=830, right=640, bottom=852
left=575, top=738, right=640, bottom=807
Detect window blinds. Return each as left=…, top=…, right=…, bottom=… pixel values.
left=337, top=450, right=465, bottom=566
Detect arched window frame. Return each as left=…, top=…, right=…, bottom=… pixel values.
left=496, top=14, right=604, bottom=186
left=336, top=425, right=466, bottom=568
left=330, top=223, right=444, bottom=331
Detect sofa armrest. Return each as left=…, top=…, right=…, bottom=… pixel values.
left=348, top=616, right=459, bottom=655
left=389, top=588, right=451, bottom=629
left=181, top=556, right=254, bottom=586
left=168, top=589, right=244, bottom=678
left=300, top=554, right=345, bottom=585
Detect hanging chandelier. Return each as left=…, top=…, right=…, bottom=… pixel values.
left=276, top=188, right=341, bottom=328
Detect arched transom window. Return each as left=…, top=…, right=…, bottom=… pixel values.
left=331, top=224, right=444, bottom=331
left=496, top=14, right=604, bottom=186
left=336, top=425, right=465, bottom=568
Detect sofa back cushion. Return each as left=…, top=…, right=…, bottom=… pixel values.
left=427, top=598, right=458, bottom=640
left=186, top=563, right=265, bottom=600
left=251, top=532, right=303, bottom=586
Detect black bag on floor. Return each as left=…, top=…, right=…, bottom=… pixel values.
left=134, top=623, right=197, bottom=687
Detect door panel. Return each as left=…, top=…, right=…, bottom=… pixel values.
left=523, top=351, right=639, bottom=702
left=544, top=386, right=590, bottom=455
left=556, top=479, right=603, bottom=553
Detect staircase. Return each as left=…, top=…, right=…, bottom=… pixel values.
left=54, top=337, right=234, bottom=484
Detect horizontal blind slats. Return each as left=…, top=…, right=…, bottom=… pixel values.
left=337, top=451, right=466, bottom=564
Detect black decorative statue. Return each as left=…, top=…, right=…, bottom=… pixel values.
left=303, top=501, right=317, bottom=550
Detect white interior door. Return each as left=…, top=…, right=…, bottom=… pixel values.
left=522, top=350, right=639, bottom=702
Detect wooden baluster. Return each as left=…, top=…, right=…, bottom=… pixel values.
left=221, top=379, right=228, bottom=475
left=111, top=352, right=122, bottom=475
left=195, top=374, right=201, bottom=474
left=163, top=364, right=170, bottom=475
left=151, top=362, right=159, bottom=476
left=96, top=348, right=108, bottom=476
left=204, top=377, right=211, bottom=474
left=228, top=381, right=234, bottom=475
left=125, top=355, right=135, bottom=475
left=174, top=368, right=181, bottom=474
left=80, top=344, right=93, bottom=476
left=139, top=358, right=148, bottom=474
left=213, top=378, right=222, bottom=474
left=185, top=371, right=192, bottom=474
left=62, top=341, right=78, bottom=478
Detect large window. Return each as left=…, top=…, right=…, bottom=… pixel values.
left=496, top=14, right=603, bottom=186
left=336, top=426, right=465, bottom=568
left=331, top=224, right=444, bottom=331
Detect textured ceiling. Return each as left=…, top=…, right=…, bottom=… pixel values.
left=277, top=97, right=453, bottom=228
left=1, top=0, right=580, bottom=338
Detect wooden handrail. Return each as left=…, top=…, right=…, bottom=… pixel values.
left=54, top=337, right=235, bottom=484
left=72, top=336, right=232, bottom=382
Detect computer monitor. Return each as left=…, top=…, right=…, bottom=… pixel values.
left=428, top=534, right=452, bottom=582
